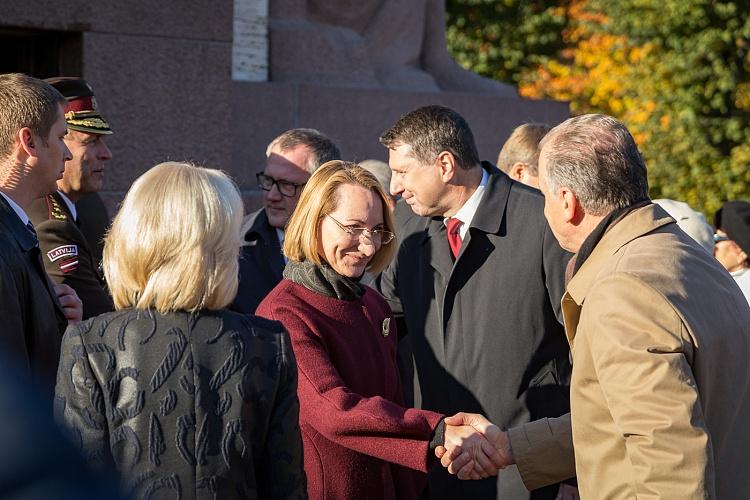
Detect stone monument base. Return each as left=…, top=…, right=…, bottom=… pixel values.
left=231, top=81, right=569, bottom=212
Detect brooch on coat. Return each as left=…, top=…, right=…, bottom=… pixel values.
left=382, top=317, right=391, bottom=337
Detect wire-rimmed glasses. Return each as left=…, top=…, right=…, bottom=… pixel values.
left=325, top=214, right=395, bottom=245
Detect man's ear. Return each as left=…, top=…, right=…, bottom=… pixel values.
left=560, top=187, right=581, bottom=224
left=436, top=151, right=457, bottom=182
left=18, top=127, right=36, bottom=157
left=509, top=162, right=526, bottom=181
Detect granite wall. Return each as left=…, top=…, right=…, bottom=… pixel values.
left=1, top=0, right=569, bottom=214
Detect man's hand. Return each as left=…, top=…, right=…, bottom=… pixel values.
left=55, top=284, right=82, bottom=325
left=439, top=423, right=502, bottom=480
left=435, top=412, right=515, bottom=480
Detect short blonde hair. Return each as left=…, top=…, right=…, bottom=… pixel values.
left=104, top=162, right=244, bottom=313
left=496, top=122, right=551, bottom=175
left=283, top=160, right=397, bottom=274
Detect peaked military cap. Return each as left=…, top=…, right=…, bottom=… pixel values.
left=44, top=76, right=113, bottom=135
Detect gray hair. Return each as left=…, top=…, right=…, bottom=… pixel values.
left=539, top=114, right=649, bottom=215
left=266, top=128, right=341, bottom=173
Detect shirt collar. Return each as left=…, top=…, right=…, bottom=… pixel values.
left=443, top=168, right=489, bottom=239
left=0, top=191, right=31, bottom=227
left=57, top=191, right=78, bottom=221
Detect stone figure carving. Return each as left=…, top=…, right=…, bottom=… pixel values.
left=269, top=0, right=517, bottom=96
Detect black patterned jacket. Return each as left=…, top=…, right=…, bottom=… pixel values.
left=55, top=308, right=306, bottom=500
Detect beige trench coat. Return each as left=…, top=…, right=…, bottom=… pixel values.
left=509, top=204, right=750, bottom=499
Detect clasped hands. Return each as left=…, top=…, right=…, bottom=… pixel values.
left=436, top=412, right=513, bottom=480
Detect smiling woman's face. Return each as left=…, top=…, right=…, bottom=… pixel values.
left=317, top=183, right=384, bottom=278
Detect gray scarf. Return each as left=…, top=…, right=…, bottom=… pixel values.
left=283, top=260, right=365, bottom=301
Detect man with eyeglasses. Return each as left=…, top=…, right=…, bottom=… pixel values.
left=230, top=128, right=341, bottom=313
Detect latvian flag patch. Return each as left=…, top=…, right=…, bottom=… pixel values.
left=59, top=257, right=79, bottom=273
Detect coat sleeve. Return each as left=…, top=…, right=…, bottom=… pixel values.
left=583, top=274, right=713, bottom=498
left=258, top=301, right=444, bottom=473
left=36, top=218, right=113, bottom=319
left=258, top=330, right=307, bottom=500
left=377, top=251, right=404, bottom=316
left=542, top=221, right=571, bottom=324
left=0, top=257, right=31, bottom=377
left=507, top=413, right=575, bottom=489
left=54, top=322, right=111, bottom=466
left=376, top=231, right=412, bottom=341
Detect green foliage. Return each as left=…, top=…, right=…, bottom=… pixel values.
left=446, top=0, right=750, bottom=216
left=446, top=0, right=568, bottom=85
left=589, top=0, right=750, bottom=214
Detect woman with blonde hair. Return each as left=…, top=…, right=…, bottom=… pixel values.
left=257, top=160, right=499, bottom=500
left=55, top=161, right=305, bottom=499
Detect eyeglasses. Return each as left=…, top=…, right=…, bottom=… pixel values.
left=325, top=214, right=395, bottom=245
left=714, top=233, right=730, bottom=243
left=256, top=173, right=306, bottom=198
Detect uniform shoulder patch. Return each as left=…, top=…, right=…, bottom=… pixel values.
left=45, top=195, right=69, bottom=221
left=47, top=244, right=78, bottom=262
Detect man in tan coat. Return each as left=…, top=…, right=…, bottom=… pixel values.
left=440, top=114, right=750, bottom=498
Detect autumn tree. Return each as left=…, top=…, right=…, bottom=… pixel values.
left=447, top=0, right=750, bottom=215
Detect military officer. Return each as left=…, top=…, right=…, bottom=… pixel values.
left=28, top=77, right=114, bottom=319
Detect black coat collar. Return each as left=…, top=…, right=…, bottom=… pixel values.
left=424, top=163, right=510, bottom=241
left=423, top=162, right=511, bottom=277
left=244, top=208, right=284, bottom=279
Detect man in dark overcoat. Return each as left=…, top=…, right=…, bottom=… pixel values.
left=231, top=128, right=340, bottom=313
left=28, top=77, right=114, bottom=319
left=0, top=73, right=82, bottom=398
left=378, top=105, right=571, bottom=499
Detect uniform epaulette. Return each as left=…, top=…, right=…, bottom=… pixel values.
left=45, top=195, right=69, bottom=222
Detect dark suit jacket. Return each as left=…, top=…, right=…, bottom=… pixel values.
left=0, top=195, right=67, bottom=398
left=76, top=192, right=110, bottom=269
left=28, top=192, right=114, bottom=319
left=231, top=208, right=285, bottom=314
left=378, top=164, right=572, bottom=500
left=55, top=308, right=306, bottom=500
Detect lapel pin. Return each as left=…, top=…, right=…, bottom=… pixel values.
left=382, top=317, right=391, bottom=337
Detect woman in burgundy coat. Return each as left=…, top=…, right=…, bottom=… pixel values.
left=256, top=161, right=498, bottom=499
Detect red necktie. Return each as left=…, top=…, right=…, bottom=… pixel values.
left=446, top=217, right=462, bottom=258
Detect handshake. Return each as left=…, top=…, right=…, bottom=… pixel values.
left=437, top=412, right=513, bottom=480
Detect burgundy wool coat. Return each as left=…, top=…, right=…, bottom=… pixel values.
left=257, top=280, right=444, bottom=500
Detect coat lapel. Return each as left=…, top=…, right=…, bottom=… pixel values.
left=449, top=164, right=510, bottom=277
left=0, top=196, right=66, bottom=319
left=426, top=220, right=454, bottom=279
left=432, top=165, right=513, bottom=334
left=245, top=209, right=285, bottom=281
left=561, top=293, right=581, bottom=348
left=564, top=204, right=675, bottom=344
